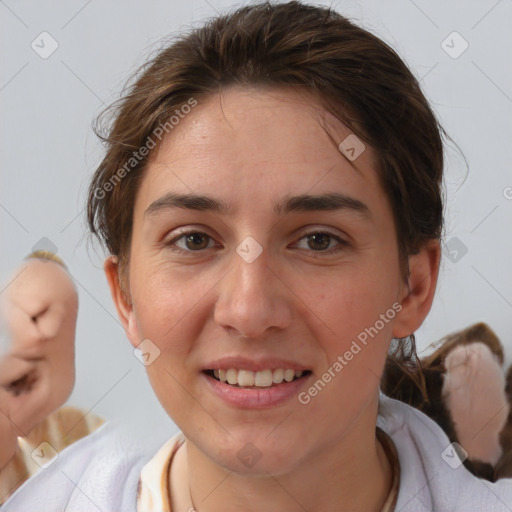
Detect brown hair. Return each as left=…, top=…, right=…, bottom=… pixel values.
left=87, top=1, right=445, bottom=393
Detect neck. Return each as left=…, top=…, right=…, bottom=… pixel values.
left=174, top=399, right=392, bottom=512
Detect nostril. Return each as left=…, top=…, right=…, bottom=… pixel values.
left=31, top=306, right=49, bottom=324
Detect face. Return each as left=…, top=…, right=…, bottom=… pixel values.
left=108, top=86, right=438, bottom=475
left=0, top=259, right=77, bottom=437
left=0, top=366, right=17, bottom=469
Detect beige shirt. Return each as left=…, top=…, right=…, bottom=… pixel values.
left=137, top=428, right=399, bottom=512
left=137, top=432, right=185, bottom=511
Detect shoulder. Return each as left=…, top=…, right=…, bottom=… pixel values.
left=378, top=393, right=512, bottom=512
left=1, top=420, right=167, bottom=512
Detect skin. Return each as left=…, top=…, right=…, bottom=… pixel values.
left=0, top=307, right=17, bottom=469
left=0, top=259, right=77, bottom=442
left=0, top=385, right=16, bottom=471
left=106, top=86, right=440, bottom=512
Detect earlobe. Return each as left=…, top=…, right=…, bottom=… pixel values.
left=392, top=239, right=441, bottom=339
left=104, top=256, right=140, bottom=348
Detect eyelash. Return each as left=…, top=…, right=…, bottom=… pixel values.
left=164, top=229, right=348, bottom=257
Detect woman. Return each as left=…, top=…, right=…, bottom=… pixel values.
left=2, top=2, right=511, bottom=511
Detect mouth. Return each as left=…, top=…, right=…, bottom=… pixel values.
left=204, top=368, right=312, bottom=389
left=4, top=369, right=39, bottom=397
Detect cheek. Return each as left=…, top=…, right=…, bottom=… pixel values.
left=297, top=262, right=398, bottom=330
left=301, top=267, right=399, bottom=375
left=131, top=269, right=210, bottom=369
left=132, top=255, right=222, bottom=325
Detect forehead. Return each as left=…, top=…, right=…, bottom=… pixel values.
left=137, top=86, right=385, bottom=214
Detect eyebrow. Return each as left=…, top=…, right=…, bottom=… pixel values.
left=145, top=192, right=370, bottom=218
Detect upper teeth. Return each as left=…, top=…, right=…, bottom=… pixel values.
left=212, top=369, right=304, bottom=387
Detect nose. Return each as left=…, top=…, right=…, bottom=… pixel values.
left=214, top=248, right=293, bottom=339
left=6, top=304, right=45, bottom=355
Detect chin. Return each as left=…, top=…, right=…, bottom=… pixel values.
left=197, top=430, right=304, bottom=477
left=223, top=448, right=303, bottom=477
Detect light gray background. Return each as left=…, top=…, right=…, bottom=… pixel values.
left=1, top=0, right=511, bottom=432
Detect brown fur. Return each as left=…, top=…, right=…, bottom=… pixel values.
left=381, top=323, right=508, bottom=481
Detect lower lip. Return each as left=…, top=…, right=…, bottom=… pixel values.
left=202, top=372, right=311, bottom=409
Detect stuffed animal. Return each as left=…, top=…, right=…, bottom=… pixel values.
left=0, top=252, right=104, bottom=503
left=382, top=322, right=512, bottom=482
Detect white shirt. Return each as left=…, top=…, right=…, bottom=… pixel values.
left=2, top=394, right=512, bottom=511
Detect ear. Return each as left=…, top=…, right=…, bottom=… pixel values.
left=104, top=256, right=140, bottom=348
left=392, top=239, right=441, bottom=339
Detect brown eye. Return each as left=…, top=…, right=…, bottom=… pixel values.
left=166, top=231, right=216, bottom=254
left=184, top=233, right=210, bottom=250
left=294, top=230, right=348, bottom=256
left=306, top=233, right=331, bottom=251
